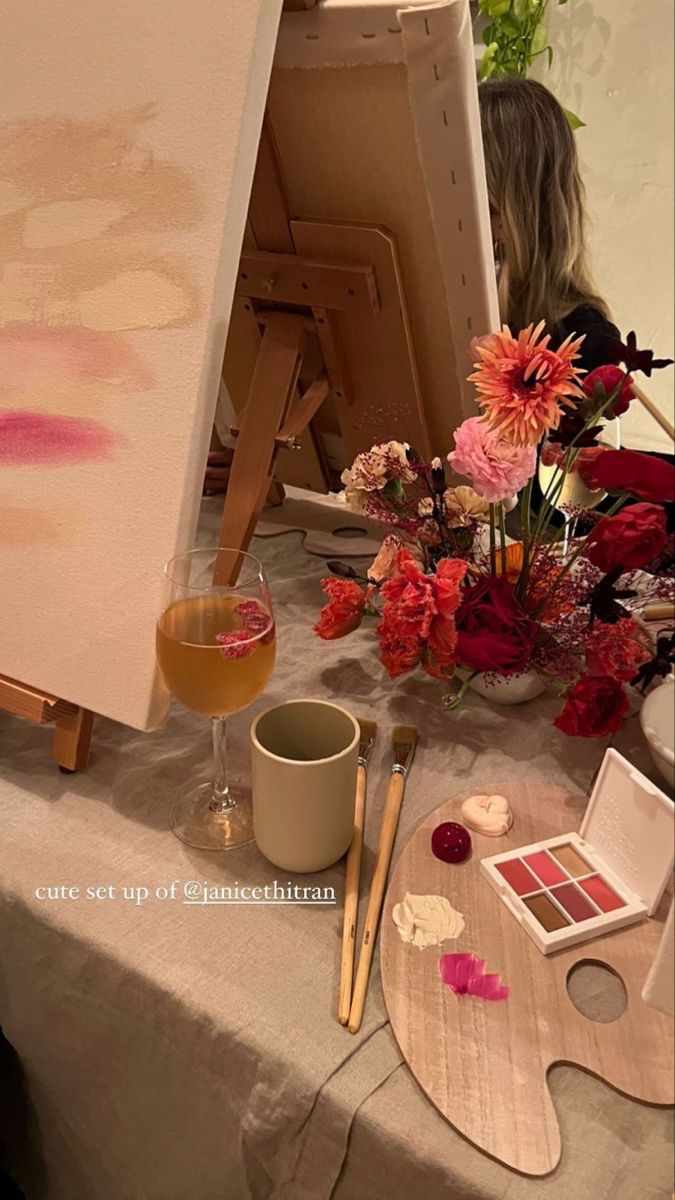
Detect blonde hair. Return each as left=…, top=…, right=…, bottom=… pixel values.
left=478, top=78, right=610, bottom=332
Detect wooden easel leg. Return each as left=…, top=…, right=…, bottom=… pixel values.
left=267, top=481, right=286, bottom=507
left=214, top=312, right=305, bottom=584
left=52, top=707, right=94, bottom=773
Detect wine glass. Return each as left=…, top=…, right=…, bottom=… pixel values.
left=156, top=547, right=275, bottom=850
left=539, top=418, right=620, bottom=560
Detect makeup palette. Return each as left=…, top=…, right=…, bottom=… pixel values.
left=481, top=749, right=674, bottom=955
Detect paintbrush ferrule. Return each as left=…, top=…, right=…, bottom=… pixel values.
left=357, top=720, right=377, bottom=769
left=391, top=725, right=417, bottom=775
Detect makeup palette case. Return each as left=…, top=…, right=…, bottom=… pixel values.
left=481, top=749, right=674, bottom=955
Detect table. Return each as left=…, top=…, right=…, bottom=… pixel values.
left=1, top=501, right=673, bottom=1200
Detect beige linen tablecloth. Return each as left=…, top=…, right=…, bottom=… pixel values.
left=1, top=503, right=673, bottom=1200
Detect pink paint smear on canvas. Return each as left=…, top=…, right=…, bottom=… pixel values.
left=0, top=325, right=154, bottom=390
left=439, top=953, right=510, bottom=1001
left=0, top=410, right=124, bottom=466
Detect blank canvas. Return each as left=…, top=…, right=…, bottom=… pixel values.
left=0, top=0, right=282, bottom=730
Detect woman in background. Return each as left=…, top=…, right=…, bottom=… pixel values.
left=478, top=77, right=674, bottom=537
left=478, top=77, right=619, bottom=371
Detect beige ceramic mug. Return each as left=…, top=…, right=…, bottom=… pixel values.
left=250, top=699, right=359, bottom=872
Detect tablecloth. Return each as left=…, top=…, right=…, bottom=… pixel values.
left=0, top=501, right=673, bottom=1200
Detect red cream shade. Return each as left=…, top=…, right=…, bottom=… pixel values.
left=550, top=882, right=597, bottom=922
left=579, top=875, right=624, bottom=913
left=523, top=851, right=567, bottom=887
left=495, top=859, right=539, bottom=896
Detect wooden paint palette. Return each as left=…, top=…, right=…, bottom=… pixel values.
left=380, top=781, right=674, bottom=1176
left=255, top=490, right=381, bottom=559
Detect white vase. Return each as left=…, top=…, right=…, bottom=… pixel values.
left=466, top=669, right=546, bottom=706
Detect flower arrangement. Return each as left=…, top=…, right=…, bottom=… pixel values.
left=315, top=322, right=675, bottom=737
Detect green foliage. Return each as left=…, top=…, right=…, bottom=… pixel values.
left=563, top=107, right=586, bottom=130
left=477, top=0, right=557, bottom=81
left=476, top=0, right=582, bottom=128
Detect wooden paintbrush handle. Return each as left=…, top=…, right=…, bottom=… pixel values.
left=338, top=763, right=367, bottom=1024
left=348, top=771, right=406, bottom=1034
left=633, top=383, right=675, bottom=444
left=643, top=602, right=675, bottom=623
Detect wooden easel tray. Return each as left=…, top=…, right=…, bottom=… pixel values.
left=380, top=780, right=674, bottom=1176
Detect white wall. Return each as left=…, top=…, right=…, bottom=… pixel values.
left=538, top=0, right=673, bottom=452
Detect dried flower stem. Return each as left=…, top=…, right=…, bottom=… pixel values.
left=532, top=494, right=626, bottom=618
left=532, top=372, right=630, bottom=545
left=488, top=504, right=497, bottom=574
left=498, top=502, right=508, bottom=575
left=517, top=477, right=534, bottom=599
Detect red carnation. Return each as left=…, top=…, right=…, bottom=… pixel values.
left=554, top=674, right=629, bottom=737
left=377, top=551, right=468, bottom=678
left=584, top=618, right=652, bottom=681
left=585, top=503, right=667, bottom=573
left=579, top=448, right=675, bottom=503
left=454, top=575, right=538, bottom=675
left=315, top=578, right=369, bottom=640
left=582, top=365, right=634, bottom=417
left=377, top=617, right=422, bottom=678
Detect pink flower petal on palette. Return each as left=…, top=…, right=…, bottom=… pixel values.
left=216, top=631, right=254, bottom=660
left=439, top=953, right=510, bottom=1001
left=0, top=411, right=124, bottom=466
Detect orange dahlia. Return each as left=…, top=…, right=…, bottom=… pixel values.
left=469, top=321, right=585, bottom=447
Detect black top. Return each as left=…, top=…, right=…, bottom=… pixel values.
left=553, top=304, right=620, bottom=374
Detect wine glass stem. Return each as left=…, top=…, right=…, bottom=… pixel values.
left=210, top=716, right=234, bottom=813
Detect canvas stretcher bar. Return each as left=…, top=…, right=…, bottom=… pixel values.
left=267, top=0, right=499, bottom=456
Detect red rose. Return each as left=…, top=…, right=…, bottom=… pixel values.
left=554, top=674, right=629, bottom=737
left=579, top=448, right=675, bottom=503
left=582, top=365, right=635, bottom=417
left=315, top=578, right=369, bottom=640
left=585, top=503, right=667, bottom=573
left=454, top=576, right=538, bottom=675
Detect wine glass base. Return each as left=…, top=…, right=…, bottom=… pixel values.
left=170, top=782, right=254, bottom=851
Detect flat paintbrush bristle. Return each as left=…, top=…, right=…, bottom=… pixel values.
left=391, top=724, right=418, bottom=771
left=392, top=724, right=417, bottom=747
left=357, top=718, right=378, bottom=743
left=357, top=718, right=377, bottom=763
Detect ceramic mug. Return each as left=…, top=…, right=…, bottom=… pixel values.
left=250, top=699, right=359, bottom=872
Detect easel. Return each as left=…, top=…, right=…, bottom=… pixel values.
left=0, top=674, right=93, bottom=772
left=0, top=0, right=431, bottom=762
left=214, top=108, right=430, bottom=581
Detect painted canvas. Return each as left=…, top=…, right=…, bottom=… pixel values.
left=0, top=1, right=282, bottom=730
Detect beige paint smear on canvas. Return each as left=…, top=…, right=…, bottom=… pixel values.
left=0, top=258, right=198, bottom=329
left=0, top=105, right=202, bottom=328
left=24, top=199, right=129, bottom=249
left=0, top=496, right=70, bottom=545
left=0, top=105, right=203, bottom=239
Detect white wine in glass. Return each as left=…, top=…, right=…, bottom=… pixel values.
left=156, top=548, right=275, bottom=850
left=539, top=420, right=620, bottom=559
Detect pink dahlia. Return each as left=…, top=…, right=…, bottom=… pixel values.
left=468, top=322, right=585, bottom=446
left=448, top=417, right=536, bottom=503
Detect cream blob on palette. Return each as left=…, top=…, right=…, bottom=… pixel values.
left=481, top=749, right=674, bottom=956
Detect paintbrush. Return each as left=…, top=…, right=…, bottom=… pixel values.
left=348, top=724, right=418, bottom=1034
left=338, top=717, right=377, bottom=1025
